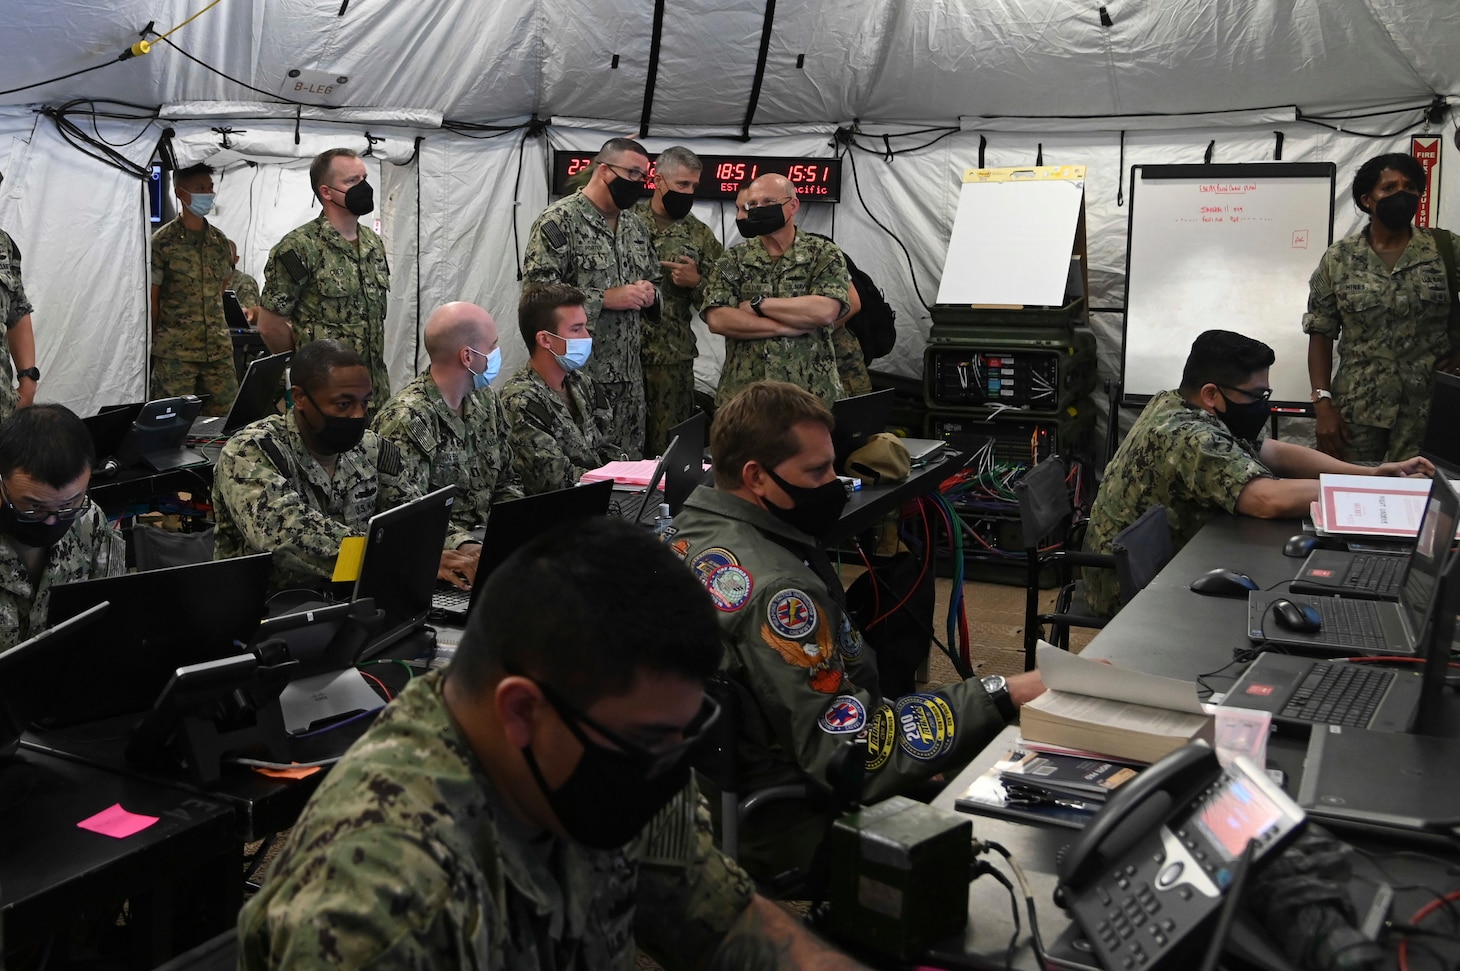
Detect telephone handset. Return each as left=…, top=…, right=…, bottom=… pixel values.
left=1053, top=740, right=1306, bottom=969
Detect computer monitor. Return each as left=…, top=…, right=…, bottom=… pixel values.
left=0, top=602, right=111, bottom=759
left=43, top=552, right=274, bottom=725
left=115, top=395, right=208, bottom=470
left=1421, top=371, right=1460, bottom=475
left=352, top=486, right=456, bottom=656
left=831, top=389, right=894, bottom=471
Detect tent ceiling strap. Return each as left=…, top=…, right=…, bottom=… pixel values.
left=638, top=0, right=668, bottom=138
left=1273, top=131, right=1284, bottom=160
left=977, top=135, right=986, bottom=168
left=741, top=0, right=778, bottom=141
left=1203, top=139, right=1215, bottom=164
left=294, top=105, right=302, bottom=145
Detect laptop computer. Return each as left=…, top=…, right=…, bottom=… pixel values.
left=1421, top=371, right=1460, bottom=475
left=0, top=602, right=111, bottom=759
left=83, top=403, right=144, bottom=470
left=1289, top=471, right=1457, bottom=601
left=114, top=395, right=209, bottom=471
left=1247, top=473, right=1458, bottom=655
left=351, top=486, right=456, bottom=658
left=614, top=412, right=709, bottom=523
left=431, top=479, right=613, bottom=623
left=189, top=350, right=292, bottom=443
left=831, top=389, right=893, bottom=471
left=42, top=552, right=275, bottom=725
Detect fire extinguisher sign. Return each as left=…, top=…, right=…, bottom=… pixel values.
left=1412, top=135, right=1442, bottom=229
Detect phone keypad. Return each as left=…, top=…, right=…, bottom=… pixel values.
left=1092, top=873, right=1170, bottom=966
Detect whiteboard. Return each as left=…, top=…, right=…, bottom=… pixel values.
left=1122, top=163, right=1336, bottom=408
left=937, top=173, right=1084, bottom=306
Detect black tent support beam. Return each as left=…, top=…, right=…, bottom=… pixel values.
left=638, top=0, right=668, bottom=137
left=741, top=0, right=778, bottom=141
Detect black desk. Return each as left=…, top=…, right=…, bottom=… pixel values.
left=24, top=719, right=318, bottom=844
left=0, top=746, right=238, bottom=968
left=826, top=449, right=967, bottom=544
left=926, top=514, right=1460, bottom=969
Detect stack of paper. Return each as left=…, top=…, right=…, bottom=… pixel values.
left=580, top=460, right=660, bottom=487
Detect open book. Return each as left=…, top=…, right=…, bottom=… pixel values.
left=1019, top=642, right=1212, bottom=764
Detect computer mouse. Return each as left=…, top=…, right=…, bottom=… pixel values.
left=1189, top=568, right=1260, bottom=597
left=1270, top=598, right=1323, bottom=634
left=1283, top=534, right=1320, bottom=558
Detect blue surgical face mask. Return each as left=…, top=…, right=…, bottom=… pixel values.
left=549, top=334, right=593, bottom=373
left=184, top=192, right=215, bottom=217
left=466, top=346, right=501, bottom=390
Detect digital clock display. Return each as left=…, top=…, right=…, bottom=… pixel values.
left=551, top=151, right=842, bottom=203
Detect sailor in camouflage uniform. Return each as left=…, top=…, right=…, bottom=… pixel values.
left=703, top=175, right=850, bottom=407
left=225, top=239, right=261, bottom=315
left=239, top=517, right=867, bottom=971
left=372, top=302, right=523, bottom=551
left=523, top=137, right=661, bottom=456
left=0, top=223, right=40, bottom=420
left=0, top=406, right=123, bottom=651
left=149, top=163, right=238, bottom=413
left=500, top=284, right=627, bottom=495
left=670, top=382, right=1042, bottom=882
left=258, top=149, right=392, bottom=400
left=1305, top=152, right=1460, bottom=463
left=213, top=340, right=475, bottom=593
left=632, top=146, right=722, bottom=455
left=1084, top=330, right=1433, bottom=616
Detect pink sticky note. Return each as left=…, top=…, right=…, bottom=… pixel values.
left=77, top=803, right=160, bottom=839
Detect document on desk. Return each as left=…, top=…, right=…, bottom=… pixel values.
left=1312, top=473, right=1460, bottom=539
left=1020, top=642, right=1212, bottom=764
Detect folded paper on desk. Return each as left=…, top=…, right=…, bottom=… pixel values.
left=1022, top=641, right=1213, bottom=764
left=1311, top=473, right=1460, bottom=539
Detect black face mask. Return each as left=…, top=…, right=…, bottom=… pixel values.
left=1373, top=191, right=1419, bottom=230
left=338, top=180, right=375, bottom=217
left=661, top=189, right=695, bottom=220
left=735, top=216, right=757, bottom=239
left=763, top=466, right=848, bottom=538
left=607, top=173, right=643, bottom=211
left=1217, top=392, right=1270, bottom=443
left=0, top=504, right=74, bottom=548
left=742, top=204, right=787, bottom=237
left=521, top=736, right=692, bottom=850
left=299, top=391, right=367, bottom=456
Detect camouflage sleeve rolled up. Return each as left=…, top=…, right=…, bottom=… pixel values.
left=212, top=427, right=361, bottom=581
left=632, top=782, right=756, bottom=968
left=238, top=827, right=463, bottom=970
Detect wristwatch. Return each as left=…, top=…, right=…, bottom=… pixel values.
left=981, top=674, right=1017, bottom=723
left=1311, top=388, right=1333, bottom=403
left=750, top=296, right=767, bottom=317
left=16, top=366, right=39, bottom=382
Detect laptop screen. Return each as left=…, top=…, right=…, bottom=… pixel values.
left=223, top=351, right=292, bottom=435
left=1397, top=472, right=1460, bottom=642
left=830, top=389, right=893, bottom=468
left=1421, top=372, right=1460, bottom=475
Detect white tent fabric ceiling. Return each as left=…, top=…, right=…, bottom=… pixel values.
left=0, top=0, right=1457, bottom=425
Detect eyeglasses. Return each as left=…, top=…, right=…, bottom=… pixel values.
left=603, top=162, right=648, bottom=183
left=532, top=677, right=721, bottom=779
left=0, top=476, right=92, bottom=524
left=1217, top=384, right=1273, bottom=403
left=744, top=196, right=792, bottom=210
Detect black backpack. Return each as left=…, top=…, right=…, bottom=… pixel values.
left=807, top=234, right=897, bottom=364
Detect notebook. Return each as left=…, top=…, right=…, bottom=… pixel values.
left=430, top=479, right=613, bottom=622
left=189, top=350, right=292, bottom=442
left=831, top=388, right=893, bottom=471
left=1247, top=473, right=1457, bottom=655
left=1290, top=471, right=1457, bottom=601
left=351, top=486, right=455, bottom=658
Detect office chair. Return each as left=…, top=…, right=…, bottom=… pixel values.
left=1112, top=503, right=1176, bottom=607
left=1014, top=457, right=1114, bottom=671
left=131, top=523, right=215, bottom=571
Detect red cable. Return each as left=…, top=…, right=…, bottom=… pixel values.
left=854, top=539, right=881, bottom=623
left=359, top=670, right=392, bottom=701
left=868, top=498, right=933, bottom=629
left=1399, top=888, right=1460, bottom=971
left=1343, top=656, right=1460, bottom=668
left=958, top=592, right=971, bottom=665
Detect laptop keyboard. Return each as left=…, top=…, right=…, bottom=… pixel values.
left=1279, top=663, right=1395, bottom=728
left=431, top=586, right=471, bottom=614
left=1344, top=555, right=1403, bottom=594
left=613, top=490, right=662, bottom=524
left=1317, top=597, right=1387, bottom=650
